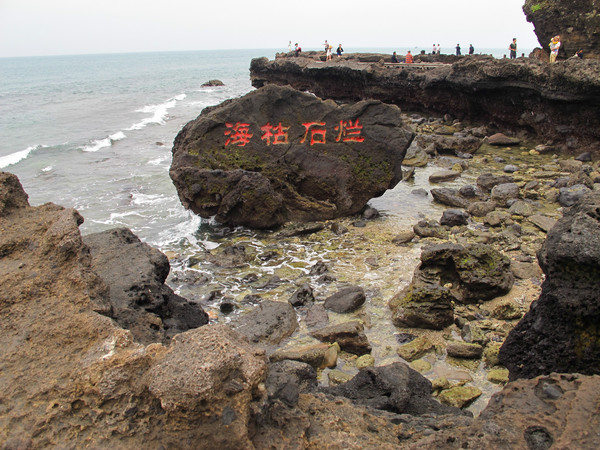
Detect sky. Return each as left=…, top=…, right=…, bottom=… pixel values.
left=0, top=0, right=540, bottom=57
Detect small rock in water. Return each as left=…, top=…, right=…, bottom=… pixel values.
left=363, top=206, right=380, bottom=220
left=575, top=151, right=592, bottom=162
left=411, top=188, right=428, bottom=197
left=503, top=164, right=519, bottom=173
left=201, top=79, right=225, bottom=86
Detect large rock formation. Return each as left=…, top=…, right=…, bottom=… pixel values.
left=500, top=190, right=600, bottom=380
left=250, top=55, right=600, bottom=153
left=170, top=84, right=413, bottom=229
left=523, top=0, right=600, bottom=60
left=0, top=172, right=267, bottom=448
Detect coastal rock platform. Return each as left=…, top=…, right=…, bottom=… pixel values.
left=250, top=54, right=600, bottom=153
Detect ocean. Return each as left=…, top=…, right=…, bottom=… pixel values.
left=0, top=47, right=515, bottom=252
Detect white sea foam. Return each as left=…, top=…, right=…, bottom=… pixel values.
left=148, top=155, right=170, bottom=166
left=125, top=94, right=187, bottom=131
left=0, top=145, right=39, bottom=169
left=80, top=131, right=127, bottom=152
left=41, top=166, right=53, bottom=172
left=130, top=192, right=169, bottom=206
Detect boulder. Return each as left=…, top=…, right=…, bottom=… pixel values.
left=428, top=169, right=462, bottom=183
left=413, top=219, right=448, bottom=239
left=490, top=182, right=520, bottom=206
left=430, top=188, right=469, bottom=208
left=323, top=285, right=366, bottom=313
left=486, top=133, right=520, bottom=146
left=327, top=362, right=465, bottom=416
left=269, top=343, right=331, bottom=369
left=201, top=79, right=225, bottom=86
left=558, top=183, right=591, bottom=207
left=440, top=209, right=469, bottom=227
left=500, top=191, right=600, bottom=379
left=83, top=228, right=208, bottom=344
left=389, top=284, right=456, bottom=330
left=231, top=300, right=298, bottom=345
left=310, top=321, right=371, bottom=355
left=170, top=84, right=413, bottom=228
left=288, top=283, right=314, bottom=307
left=437, top=386, right=482, bottom=409
left=414, top=243, right=515, bottom=304
left=446, top=342, right=484, bottom=359
left=264, top=360, right=317, bottom=407
left=0, top=172, right=29, bottom=215
left=476, top=173, right=514, bottom=192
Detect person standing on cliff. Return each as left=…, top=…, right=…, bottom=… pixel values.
left=456, top=44, right=461, bottom=56
left=509, top=38, right=517, bottom=59
left=336, top=44, right=344, bottom=57
left=549, top=35, right=561, bottom=63
left=436, top=44, right=441, bottom=54
left=469, top=44, right=474, bottom=55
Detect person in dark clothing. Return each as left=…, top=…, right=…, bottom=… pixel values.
left=391, top=51, right=399, bottom=63
left=336, top=44, right=344, bottom=57
left=456, top=44, right=461, bottom=56
left=509, top=38, right=517, bottom=59
left=469, top=44, right=474, bottom=55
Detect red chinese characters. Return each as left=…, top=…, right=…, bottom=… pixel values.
left=300, top=122, right=327, bottom=145
left=224, top=120, right=365, bottom=147
left=260, top=122, right=290, bottom=145
left=224, top=122, right=253, bottom=147
left=334, top=119, right=365, bottom=142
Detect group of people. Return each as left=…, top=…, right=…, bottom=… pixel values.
left=323, top=40, right=344, bottom=60
left=288, top=40, right=343, bottom=60
left=290, top=35, right=577, bottom=63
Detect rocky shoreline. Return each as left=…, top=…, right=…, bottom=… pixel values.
left=3, top=1, right=600, bottom=445
left=3, top=103, right=600, bottom=446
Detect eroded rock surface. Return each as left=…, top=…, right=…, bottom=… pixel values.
left=84, top=227, right=208, bottom=344
left=500, top=190, right=600, bottom=380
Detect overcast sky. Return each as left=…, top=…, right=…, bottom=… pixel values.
left=0, top=0, right=540, bottom=57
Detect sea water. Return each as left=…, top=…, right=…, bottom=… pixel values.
left=0, top=47, right=516, bottom=252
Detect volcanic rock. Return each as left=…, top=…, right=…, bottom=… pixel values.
left=414, top=243, right=515, bottom=304
left=500, top=190, right=600, bottom=380
left=327, top=362, right=464, bottom=416
left=310, top=321, right=371, bottom=355
left=408, top=373, right=600, bottom=449
left=323, top=285, right=366, bottom=313
left=170, top=84, right=413, bottom=228
left=523, top=0, right=600, bottom=60
left=231, top=300, right=298, bottom=346
left=0, top=171, right=268, bottom=448
left=83, top=227, right=208, bottom=344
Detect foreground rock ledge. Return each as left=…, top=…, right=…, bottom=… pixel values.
left=170, top=84, right=413, bottom=228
